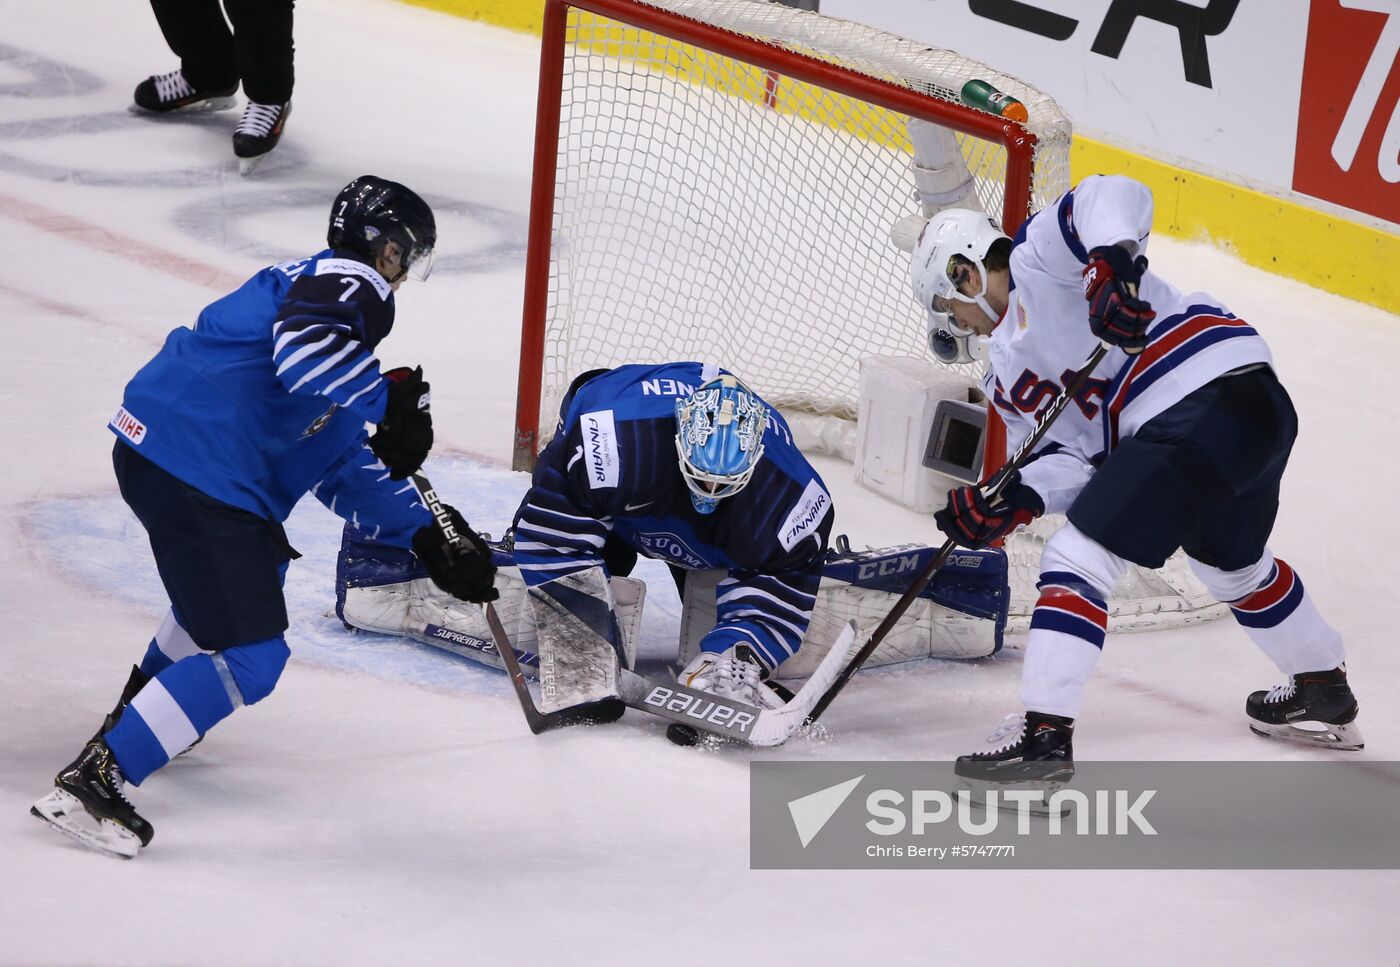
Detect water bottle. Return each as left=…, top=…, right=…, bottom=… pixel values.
left=960, top=79, right=1029, bottom=124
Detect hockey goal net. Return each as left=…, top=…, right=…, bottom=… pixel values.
left=514, top=0, right=1227, bottom=632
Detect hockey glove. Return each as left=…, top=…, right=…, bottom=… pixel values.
left=411, top=505, right=500, bottom=603
left=934, top=471, right=1044, bottom=550
left=1083, top=245, right=1156, bottom=354
left=370, top=366, right=433, bottom=480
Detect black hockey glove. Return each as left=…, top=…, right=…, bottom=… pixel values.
left=934, top=471, right=1044, bottom=550
left=370, top=366, right=433, bottom=480
left=1083, top=245, right=1156, bottom=354
left=412, top=505, right=500, bottom=603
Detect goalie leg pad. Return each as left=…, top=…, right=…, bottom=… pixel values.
left=785, top=543, right=1009, bottom=677
left=678, top=543, right=1010, bottom=680
left=335, top=524, right=644, bottom=676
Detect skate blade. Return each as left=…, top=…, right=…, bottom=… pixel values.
left=1250, top=720, right=1364, bottom=751
left=128, top=95, right=238, bottom=116
left=957, top=777, right=1072, bottom=816
left=238, top=155, right=264, bottom=177
left=30, top=789, right=141, bottom=859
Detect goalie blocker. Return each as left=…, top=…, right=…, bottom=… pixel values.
left=336, top=525, right=1008, bottom=679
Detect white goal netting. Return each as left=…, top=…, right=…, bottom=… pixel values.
left=524, top=0, right=1227, bottom=631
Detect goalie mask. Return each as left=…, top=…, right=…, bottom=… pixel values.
left=909, top=209, right=1008, bottom=365
left=674, top=374, right=768, bottom=515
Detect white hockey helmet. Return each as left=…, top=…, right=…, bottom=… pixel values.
left=909, top=208, right=1009, bottom=364
left=674, top=374, right=768, bottom=515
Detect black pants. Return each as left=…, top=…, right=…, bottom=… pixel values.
left=1067, top=366, right=1298, bottom=572
left=114, top=441, right=297, bottom=650
left=150, top=0, right=295, bottom=104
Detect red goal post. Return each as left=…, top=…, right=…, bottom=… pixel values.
left=511, top=0, right=1071, bottom=471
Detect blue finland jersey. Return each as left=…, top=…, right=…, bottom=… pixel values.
left=109, top=250, right=429, bottom=545
left=513, top=363, right=835, bottom=669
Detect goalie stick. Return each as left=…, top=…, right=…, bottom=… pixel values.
left=482, top=575, right=861, bottom=746
left=803, top=343, right=1112, bottom=727
left=631, top=619, right=858, bottom=748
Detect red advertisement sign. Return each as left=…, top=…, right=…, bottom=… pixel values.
left=1293, top=0, right=1400, bottom=224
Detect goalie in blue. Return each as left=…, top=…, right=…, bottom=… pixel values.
left=513, top=363, right=834, bottom=711
left=334, top=363, right=1012, bottom=731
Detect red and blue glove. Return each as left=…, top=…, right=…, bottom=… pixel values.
left=934, top=471, right=1044, bottom=550
left=1083, top=245, right=1156, bottom=353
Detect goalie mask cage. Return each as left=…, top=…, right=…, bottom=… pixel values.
left=514, top=0, right=1228, bottom=632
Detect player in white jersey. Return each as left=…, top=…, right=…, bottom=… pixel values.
left=907, top=175, right=1361, bottom=776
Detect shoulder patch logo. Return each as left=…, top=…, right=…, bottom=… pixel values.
left=110, top=406, right=147, bottom=445
left=314, top=258, right=391, bottom=301
left=580, top=409, right=619, bottom=489
left=778, top=478, right=831, bottom=552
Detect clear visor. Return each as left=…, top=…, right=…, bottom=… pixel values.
left=380, top=238, right=435, bottom=282
left=932, top=254, right=981, bottom=305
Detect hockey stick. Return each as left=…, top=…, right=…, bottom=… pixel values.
left=804, top=343, right=1112, bottom=727
left=406, top=472, right=623, bottom=733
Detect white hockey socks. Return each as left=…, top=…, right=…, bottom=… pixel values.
left=1019, top=525, right=1129, bottom=719
left=1190, top=552, right=1345, bottom=676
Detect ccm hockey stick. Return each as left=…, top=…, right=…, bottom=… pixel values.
left=803, top=342, right=1112, bottom=727
left=406, top=472, right=623, bottom=733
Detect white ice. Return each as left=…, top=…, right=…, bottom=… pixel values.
left=1, top=1, right=1398, bottom=964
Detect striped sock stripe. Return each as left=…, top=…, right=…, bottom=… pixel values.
left=1230, top=559, right=1305, bottom=629
left=1031, top=573, right=1108, bottom=649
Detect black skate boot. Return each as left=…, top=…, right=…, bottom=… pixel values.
left=956, top=711, right=1075, bottom=785
left=233, top=100, right=291, bottom=175
left=93, top=664, right=150, bottom=739
left=132, top=69, right=237, bottom=114
left=31, top=738, right=153, bottom=859
left=1247, top=665, right=1363, bottom=750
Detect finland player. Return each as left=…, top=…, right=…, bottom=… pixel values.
left=513, top=363, right=834, bottom=709
left=908, top=175, right=1361, bottom=773
left=31, top=176, right=499, bottom=858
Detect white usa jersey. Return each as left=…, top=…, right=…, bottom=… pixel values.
left=985, top=175, right=1273, bottom=514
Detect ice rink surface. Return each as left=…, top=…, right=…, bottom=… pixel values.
left=2, top=1, right=1398, bottom=964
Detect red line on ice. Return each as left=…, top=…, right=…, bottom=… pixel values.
left=0, top=191, right=243, bottom=293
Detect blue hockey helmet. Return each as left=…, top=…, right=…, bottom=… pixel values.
left=328, top=175, right=436, bottom=282
left=674, top=374, right=768, bottom=515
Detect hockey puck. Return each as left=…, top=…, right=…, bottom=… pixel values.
left=666, top=723, right=701, bottom=747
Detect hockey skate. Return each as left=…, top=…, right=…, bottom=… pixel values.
left=31, top=738, right=153, bottom=859
left=678, top=645, right=787, bottom=710
left=955, top=712, right=1075, bottom=811
left=233, top=100, right=291, bottom=175
left=131, top=69, right=237, bottom=114
left=1247, top=666, right=1363, bottom=751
